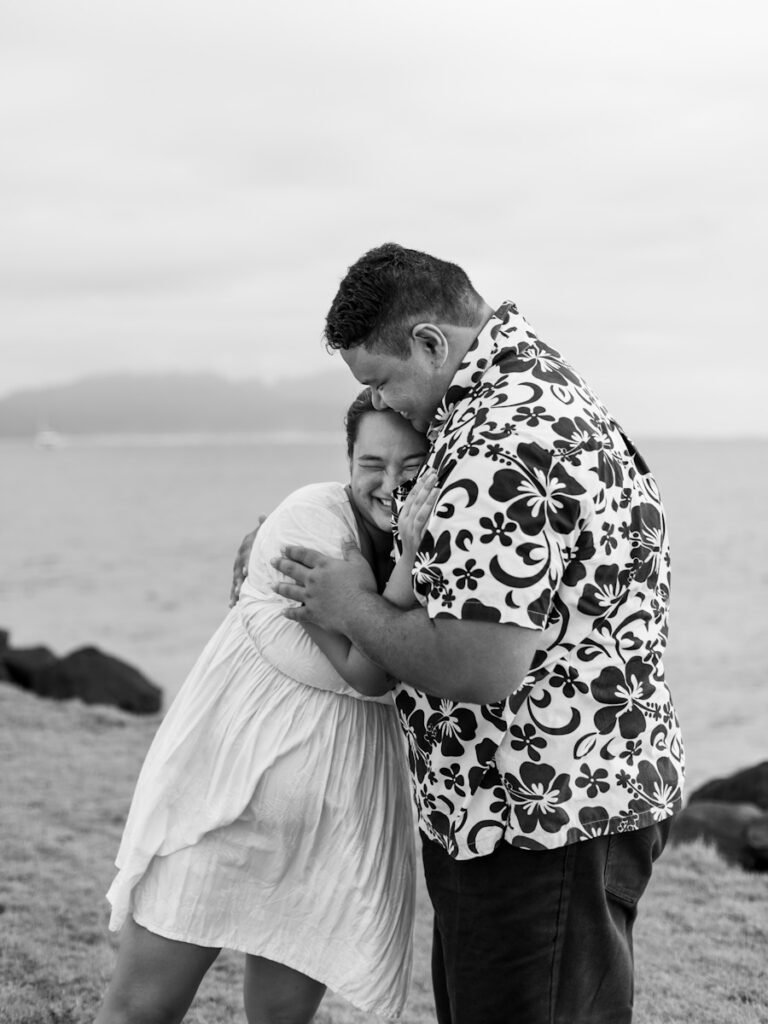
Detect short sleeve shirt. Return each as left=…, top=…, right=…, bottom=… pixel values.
left=392, top=302, right=685, bottom=858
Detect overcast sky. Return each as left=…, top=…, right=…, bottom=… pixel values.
left=2, top=0, right=766, bottom=435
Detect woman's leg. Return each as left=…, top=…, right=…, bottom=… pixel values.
left=95, top=917, right=220, bottom=1024
left=243, top=954, right=326, bottom=1024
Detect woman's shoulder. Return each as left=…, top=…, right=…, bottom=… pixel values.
left=264, top=481, right=355, bottom=539
left=249, top=481, right=356, bottom=569
left=277, top=481, right=350, bottom=515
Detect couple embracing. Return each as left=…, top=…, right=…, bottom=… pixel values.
left=95, top=244, right=684, bottom=1024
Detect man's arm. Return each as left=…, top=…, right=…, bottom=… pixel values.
left=272, top=547, right=540, bottom=704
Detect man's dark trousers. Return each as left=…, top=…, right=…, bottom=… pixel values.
left=422, top=820, right=671, bottom=1024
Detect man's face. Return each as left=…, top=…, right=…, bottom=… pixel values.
left=341, top=341, right=445, bottom=435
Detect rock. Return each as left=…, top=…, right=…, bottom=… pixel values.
left=669, top=800, right=768, bottom=870
left=744, top=817, right=768, bottom=870
left=689, top=761, right=768, bottom=811
left=29, top=646, right=162, bottom=714
left=749, top=811, right=768, bottom=868
left=0, top=628, right=9, bottom=650
left=1, top=646, right=59, bottom=688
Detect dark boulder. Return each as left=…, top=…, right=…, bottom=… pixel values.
left=744, top=817, right=768, bottom=870
left=1, top=646, right=58, bottom=688
left=29, top=646, right=162, bottom=714
left=689, top=762, right=768, bottom=811
left=669, top=800, right=768, bottom=871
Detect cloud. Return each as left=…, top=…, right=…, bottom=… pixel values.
left=1, top=0, right=767, bottom=434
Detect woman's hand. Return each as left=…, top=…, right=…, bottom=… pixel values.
left=229, top=517, right=266, bottom=606
left=397, top=470, right=439, bottom=557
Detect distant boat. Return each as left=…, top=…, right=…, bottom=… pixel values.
left=34, top=428, right=67, bottom=449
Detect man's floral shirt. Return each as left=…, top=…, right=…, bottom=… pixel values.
left=392, top=302, right=685, bottom=858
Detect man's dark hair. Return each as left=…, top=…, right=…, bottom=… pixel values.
left=325, top=243, right=482, bottom=358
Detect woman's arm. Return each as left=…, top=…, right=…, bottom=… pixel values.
left=301, top=471, right=439, bottom=696
left=302, top=624, right=392, bottom=696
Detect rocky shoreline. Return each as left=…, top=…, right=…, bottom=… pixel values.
left=0, top=628, right=162, bottom=714
left=671, top=761, right=768, bottom=871
left=3, top=623, right=766, bottom=870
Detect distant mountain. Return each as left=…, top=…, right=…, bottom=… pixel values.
left=0, top=371, right=363, bottom=437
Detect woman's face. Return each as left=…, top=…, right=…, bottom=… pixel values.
left=349, top=410, right=429, bottom=534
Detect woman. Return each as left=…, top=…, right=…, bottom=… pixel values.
left=96, top=391, right=436, bottom=1024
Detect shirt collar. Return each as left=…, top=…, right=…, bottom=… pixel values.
left=427, top=300, right=530, bottom=442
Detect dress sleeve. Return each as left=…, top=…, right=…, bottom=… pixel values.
left=237, top=484, right=392, bottom=704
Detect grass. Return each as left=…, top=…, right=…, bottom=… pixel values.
left=1, top=685, right=767, bottom=1024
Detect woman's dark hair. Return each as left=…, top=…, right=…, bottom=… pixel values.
left=344, top=388, right=375, bottom=459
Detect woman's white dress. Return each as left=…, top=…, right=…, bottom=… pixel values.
left=106, top=482, right=416, bottom=1020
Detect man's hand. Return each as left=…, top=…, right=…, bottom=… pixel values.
left=229, top=517, right=266, bottom=606
left=274, top=541, right=541, bottom=703
left=271, top=543, right=377, bottom=632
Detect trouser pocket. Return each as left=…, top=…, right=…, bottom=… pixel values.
left=604, top=819, right=671, bottom=907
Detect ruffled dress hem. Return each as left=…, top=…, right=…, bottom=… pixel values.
left=129, top=909, right=410, bottom=1020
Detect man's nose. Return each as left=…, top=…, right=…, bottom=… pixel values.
left=371, top=390, right=387, bottom=410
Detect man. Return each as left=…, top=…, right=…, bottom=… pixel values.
left=265, top=243, right=684, bottom=1023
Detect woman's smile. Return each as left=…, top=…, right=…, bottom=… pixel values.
left=349, top=411, right=428, bottom=538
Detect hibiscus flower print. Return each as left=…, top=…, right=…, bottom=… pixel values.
left=561, top=529, right=596, bottom=587
left=503, top=762, right=573, bottom=834
left=499, top=339, right=580, bottom=388
left=412, top=528, right=452, bottom=599
left=622, top=757, right=682, bottom=821
left=551, top=415, right=597, bottom=461
left=467, top=738, right=503, bottom=792
left=395, top=689, right=429, bottom=771
left=577, top=563, right=632, bottom=619
left=426, top=700, right=478, bottom=757
left=566, top=805, right=611, bottom=844
left=593, top=445, right=625, bottom=490
left=489, top=443, right=585, bottom=536
left=628, top=502, right=666, bottom=586
left=591, top=657, right=657, bottom=739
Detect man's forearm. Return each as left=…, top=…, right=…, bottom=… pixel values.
left=338, top=591, right=537, bottom=705
left=270, top=544, right=541, bottom=703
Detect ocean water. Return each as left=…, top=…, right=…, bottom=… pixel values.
left=2, top=435, right=766, bottom=791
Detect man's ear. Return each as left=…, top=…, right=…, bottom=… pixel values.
left=411, top=323, right=449, bottom=368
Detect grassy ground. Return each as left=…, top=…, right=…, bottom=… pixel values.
left=1, top=685, right=766, bottom=1024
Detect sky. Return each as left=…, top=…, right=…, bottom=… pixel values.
left=2, top=0, right=767, bottom=436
